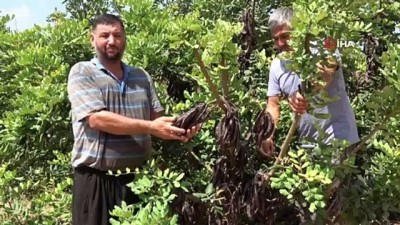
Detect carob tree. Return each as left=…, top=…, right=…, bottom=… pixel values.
left=111, top=0, right=400, bottom=224
left=168, top=7, right=291, bottom=222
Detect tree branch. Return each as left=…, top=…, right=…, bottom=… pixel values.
left=263, top=113, right=302, bottom=183
left=219, top=57, right=230, bottom=98
left=189, top=150, right=213, bottom=173
left=193, top=48, right=226, bottom=111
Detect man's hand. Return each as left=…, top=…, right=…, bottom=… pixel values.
left=314, top=57, right=338, bottom=90
left=259, top=138, right=276, bottom=158
left=184, top=124, right=202, bottom=142
left=148, top=116, right=188, bottom=141
left=317, top=62, right=337, bottom=75
left=288, top=92, right=308, bottom=114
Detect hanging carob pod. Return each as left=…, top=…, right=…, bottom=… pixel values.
left=238, top=8, right=257, bottom=73
left=215, top=98, right=241, bottom=151
left=173, top=103, right=211, bottom=132
left=211, top=98, right=247, bottom=225
left=214, top=97, right=243, bottom=173
left=241, top=172, right=285, bottom=224
left=253, top=109, right=275, bottom=157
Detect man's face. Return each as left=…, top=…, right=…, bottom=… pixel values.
left=91, top=23, right=126, bottom=62
left=271, top=24, right=292, bottom=52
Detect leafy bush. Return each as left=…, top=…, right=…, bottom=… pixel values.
left=0, top=0, right=399, bottom=224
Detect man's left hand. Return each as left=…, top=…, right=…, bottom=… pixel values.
left=316, top=57, right=338, bottom=88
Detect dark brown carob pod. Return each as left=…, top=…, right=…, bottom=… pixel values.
left=253, top=109, right=275, bottom=148
left=215, top=98, right=240, bottom=150
left=173, top=103, right=211, bottom=130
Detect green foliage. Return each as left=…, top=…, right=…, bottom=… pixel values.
left=0, top=20, right=88, bottom=168
left=271, top=149, right=334, bottom=213
left=0, top=14, right=12, bottom=33
left=0, top=0, right=400, bottom=224
left=62, top=0, right=122, bottom=20
left=110, top=159, right=186, bottom=225
left=340, top=140, right=400, bottom=224
left=0, top=163, right=72, bottom=225
left=0, top=15, right=90, bottom=224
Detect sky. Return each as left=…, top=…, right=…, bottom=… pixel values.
left=0, top=0, right=65, bottom=31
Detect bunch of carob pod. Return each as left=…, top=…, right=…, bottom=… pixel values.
left=172, top=100, right=283, bottom=224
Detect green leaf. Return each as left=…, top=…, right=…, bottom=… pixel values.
left=294, top=164, right=302, bottom=171
left=315, top=201, right=326, bottom=208
left=205, top=183, right=213, bottom=195
left=314, top=194, right=324, bottom=201
left=279, top=189, right=290, bottom=196
left=173, top=181, right=181, bottom=188
left=284, top=182, right=292, bottom=189
left=309, top=202, right=317, bottom=213
left=156, top=169, right=162, bottom=177
left=301, top=161, right=311, bottom=169
left=163, top=168, right=170, bottom=177
left=290, top=158, right=300, bottom=165
left=170, top=215, right=179, bottom=225
left=288, top=151, right=297, bottom=158
left=176, top=173, right=185, bottom=181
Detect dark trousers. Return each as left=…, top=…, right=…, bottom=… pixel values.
left=72, top=166, right=139, bottom=225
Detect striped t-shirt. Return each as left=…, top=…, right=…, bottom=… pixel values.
left=67, top=58, right=164, bottom=171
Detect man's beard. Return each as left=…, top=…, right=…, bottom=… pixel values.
left=275, top=45, right=292, bottom=53
left=97, top=46, right=124, bottom=62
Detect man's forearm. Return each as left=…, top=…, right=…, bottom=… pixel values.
left=266, top=107, right=280, bottom=129
left=87, top=110, right=152, bottom=135
left=266, top=96, right=281, bottom=130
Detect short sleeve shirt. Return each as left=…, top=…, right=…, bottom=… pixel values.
left=67, top=58, right=164, bottom=171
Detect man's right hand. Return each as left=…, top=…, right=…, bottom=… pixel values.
left=288, top=91, right=308, bottom=114
left=148, top=116, right=188, bottom=141
left=259, top=138, right=276, bottom=158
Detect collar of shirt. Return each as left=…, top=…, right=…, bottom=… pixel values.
left=90, top=57, right=131, bottom=93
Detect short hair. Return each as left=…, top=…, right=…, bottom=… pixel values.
left=268, top=7, right=294, bottom=31
left=90, top=14, right=125, bottom=32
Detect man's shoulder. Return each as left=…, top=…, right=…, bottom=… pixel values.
left=68, top=61, right=102, bottom=83
left=271, top=57, right=282, bottom=65
left=72, top=60, right=94, bottom=67
left=270, top=56, right=289, bottom=76
left=69, top=61, right=97, bottom=74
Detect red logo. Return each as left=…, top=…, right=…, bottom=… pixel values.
left=324, top=37, right=337, bottom=51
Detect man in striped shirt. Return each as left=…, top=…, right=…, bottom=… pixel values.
left=67, top=14, right=198, bottom=225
